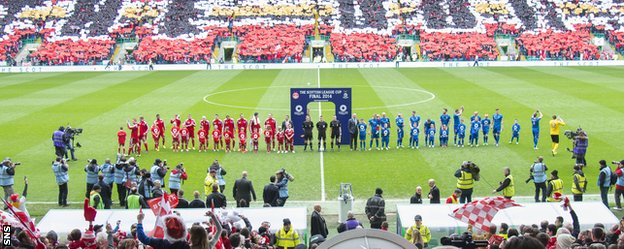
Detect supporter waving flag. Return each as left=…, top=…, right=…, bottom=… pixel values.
left=450, top=197, right=520, bottom=232
left=147, top=192, right=179, bottom=238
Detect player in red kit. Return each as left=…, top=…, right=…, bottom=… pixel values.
left=213, top=114, right=224, bottom=148
left=151, top=125, right=161, bottom=151
left=180, top=125, right=190, bottom=151
left=223, top=127, right=233, bottom=153
left=276, top=127, right=285, bottom=153
left=239, top=130, right=247, bottom=153
left=251, top=130, right=260, bottom=153
left=117, top=127, right=127, bottom=154
left=198, top=129, right=208, bottom=152
left=127, top=119, right=140, bottom=155
left=184, top=114, right=196, bottom=150
left=170, top=114, right=181, bottom=128
left=285, top=123, right=295, bottom=153
left=265, top=113, right=277, bottom=150
left=171, top=125, right=181, bottom=152
left=224, top=115, right=235, bottom=150
left=249, top=112, right=261, bottom=134
left=264, top=125, right=273, bottom=153
left=200, top=116, right=210, bottom=134
left=154, top=114, right=166, bottom=149
left=212, top=129, right=221, bottom=151
left=138, top=116, right=150, bottom=153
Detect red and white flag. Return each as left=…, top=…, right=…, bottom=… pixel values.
left=450, top=197, right=521, bottom=232
left=2, top=198, right=45, bottom=249
left=147, top=192, right=173, bottom=238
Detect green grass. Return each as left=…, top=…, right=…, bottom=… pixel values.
left=0, top=67, right=623, bottom=209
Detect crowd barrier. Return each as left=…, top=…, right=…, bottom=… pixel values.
left=1, top=60, right=624, bottom=73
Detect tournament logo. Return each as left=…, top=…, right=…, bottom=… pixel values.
left=342, top=91, right=349, bottom=99
left=294, top=105, right=304, bottom=116
left=338, top=104, right=349, bottom=115
left=292, top=91, right=300, bottom=100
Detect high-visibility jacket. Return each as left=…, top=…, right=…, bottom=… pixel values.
left=456, top=171, right=474, bottom=190
left=275, top=228, right=299, bottom=249
left=126, top=194, right=141, bottom=209
left=89, top=191, right=104, bottom=209
left=550, top=179, right=563, bottom=194
left=502, top=175, right=515, bottom=197
left=572, top=173, right=587, bottom=195
left=405, top=224, right=431, bottom=243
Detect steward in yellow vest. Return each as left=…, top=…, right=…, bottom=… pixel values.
left=547, top=170, right=564, bottom=202
left=493, top=167, right=514, bottom=199
left=275, top=218, right=299, bottom=249
left=571, top=165, right=587, bottom=202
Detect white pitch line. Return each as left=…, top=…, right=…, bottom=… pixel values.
left=318, top=66, right=326, bottom=202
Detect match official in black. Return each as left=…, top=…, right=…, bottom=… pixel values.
left=317, top=115, right=328, bottom=152
left=348, top=114, right=358, bottom=150
left=303, top=115, right=314, bottom=152
left=330, top=115, right=341, bottom=151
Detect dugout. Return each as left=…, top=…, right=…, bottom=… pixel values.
left=396, top=202, right=618, bottom=247
left=37, top=207, right=307, bottom=241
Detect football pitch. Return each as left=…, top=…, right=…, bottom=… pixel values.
left=0, top=66, right=622, bottom=207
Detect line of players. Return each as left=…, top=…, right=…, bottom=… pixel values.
left=352, top=107, right=523, bottom=150
left=117, top=113, right=299, bottom=155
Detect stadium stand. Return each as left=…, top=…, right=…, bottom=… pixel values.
left=1, top=0, right=624, bottom=65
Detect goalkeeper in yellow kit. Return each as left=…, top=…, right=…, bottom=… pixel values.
left=549, top=115, right=566, bottom=156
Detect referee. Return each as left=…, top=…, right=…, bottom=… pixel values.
left=330, top=115, right=341, bottom=151
left=316, top=115, right=328, bottom=152
left=303, top=115, right=314, bottom=152
left=549, top=115, right=565, bottom=156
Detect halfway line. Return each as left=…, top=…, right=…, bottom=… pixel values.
left=318, top=66, right=326, bottom=202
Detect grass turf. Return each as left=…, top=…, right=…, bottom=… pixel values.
left=0, top=67, right=622, bottom=209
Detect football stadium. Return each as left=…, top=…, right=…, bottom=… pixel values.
left=1, top=0, right=624, bottom=248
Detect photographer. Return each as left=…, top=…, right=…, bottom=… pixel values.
left=52, top=126, right=65, bottom=157
left=0, top=158, right=18, bottom=200
left=454, top=161, right=477, bottom=203
left=63, top=126, right=78, bottom=161
left=275, top=168, right=294, bottom=207
left=209, top=160, right=227, bottom=193
left=528, top=156, right=548, bottom=202
left=150, top=159, right=168, bottom=188
left=84, top=159, right=100, bottom=198
left=51, top=157, right=69, bottom=207
left=572, top=130, right=588, bottom=167
left=114, top=155, right=129, bottom=206
left=168, top=164, right=187, bottom=195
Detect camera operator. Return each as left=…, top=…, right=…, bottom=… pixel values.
left=63, top=125, right=78, bottom=161
left=51, top=157, right=69, bottom=207
left=168, top=164, right=187, bottom=195
left=455, top=162, right=476, bottom=203
left=0, top=158, right=18, bottom=200
left=150, top=159, right=168, bottom=189
left=275, top=168, right=294, bottom=207
left=52, top=126, right=65, bottom=157
left=572, top=129, right=588, bottom=167
left=114, top=155, right=129, bottom=207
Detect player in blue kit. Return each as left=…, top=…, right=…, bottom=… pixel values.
left=440, top=108, right=451, bottom=127
left=410, top=111, right=421, bottom=128
left=396, top=113, right=404, bottom=148
left=469, top=117, right=481, bottom=147
left=492, top=108, right=503, bottom=147
left=409, top=123, right=419, bottom=149
left=531, top=110, right=543, bottom=150
left=358, top=119, right=367, bottom=151
left=453, top=106, right=464, bottom=145
left=427, top=124, right=436, bottom=147
left=481, top=114, right=491, bottom=146
left=457, top=119, right=466, bottom=147
left=369, top=114, right=380, bottom=150
left=440, top=125, right=449, bottom=147
left=381, top=123, right=390, bottom=150
left=469, top=111, right=481, bottom=122
left=510, top=119, right=521, bottom=144
left=380, top=112, right=390, bottom=129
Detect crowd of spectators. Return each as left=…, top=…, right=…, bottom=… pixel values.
left=517, top=24, right=600, bottom=60
left=29, top=39, right=115, bottom=65
left=237, top=25, right=309, bottom=63
left=420, top=32, right=499, bottom=61
left=608, top=30, right=624, bottom=55
left=132, top=36, right=215, bottom=64
left=330, top=33, right=397, bottom=62
left=59, top=0, right=123, bottom=37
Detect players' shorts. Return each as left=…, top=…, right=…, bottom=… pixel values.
left=199, top=139, right=206, bottom=144
left=118, top=142, right=125, bottom=146
left=493, top=127, right=501, bottom=134
left=152, top=136, right=159, bottom=141
left=277, top=139, right=285, bottom=144
left=172, top=138, right=180, bottom=143
left=304, top=132, right=313, bottom=140
left=359, top=134, right=366, bottom=140
left=331, top=132, right=340, bottom=139
left=371, top=133, right=379, bottom=139
left=181, top=137, right=189, bottom=142
left=131, top=137, right=139, bottom=144
left=483, top=130, right=490, bottom=135
left=318, top=133, right=326, bottom=140
left=551, top=135, right=559, bottom=143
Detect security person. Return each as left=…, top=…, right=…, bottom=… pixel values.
left=529, top=156, right=548, bottom=202
left=302, top=115, right=314, bottom=151
left=89, top=185, right=104, bottom=209
left=84, top=159, right=100, bottom=198
left=493, top=167, right=515, bottom=199
left=454, top=162, right=474, bottom=203
left=0, top=158, right=17, bottom=201
left=547, top=170, right=564, bottom=202
left=316, top=115, right=328, bottom=152
left=404, top=215, right=432, bottom=248
left=52, top=157, right=69, bottom=207
left=365, top=188, right=386, bottom=229
left=571, top=165, right=587, bottom=202
left=275, top=218, right=299, bottom=249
